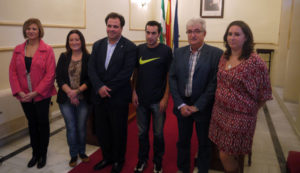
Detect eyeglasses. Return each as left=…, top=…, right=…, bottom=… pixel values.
left=186, top=30, right=204, bottom=35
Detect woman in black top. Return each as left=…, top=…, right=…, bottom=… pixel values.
left=56, top=30, right=90, bottom=167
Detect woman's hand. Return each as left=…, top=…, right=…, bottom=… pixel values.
left=70, top=97, right=79, bottom=106
left=18, top=91, right=26, bottom=98
left=67, top=89, right=78, bottom=99
left=18, top=92, right=27, bottom=102
left=22, top=91, right=38, bottom=102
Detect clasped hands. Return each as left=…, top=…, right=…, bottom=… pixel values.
left=67, top=89, right=80, bottom=106
left=180, top=105, right=198, bottom=117
left=18, top=91, right=38, bottom=102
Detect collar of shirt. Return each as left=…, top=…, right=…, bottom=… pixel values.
left=189, top=43, right=204, bottom=55
left=107, top=37, right=121, bottom=47
left=105, top=38, right=120, bottom=69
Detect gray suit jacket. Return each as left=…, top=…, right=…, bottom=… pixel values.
left=169, top=43, right=223, bottom=120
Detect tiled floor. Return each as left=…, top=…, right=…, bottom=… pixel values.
left=0, top=90, right=299, bottom=173
left=0, top=116, right=98, bottom=173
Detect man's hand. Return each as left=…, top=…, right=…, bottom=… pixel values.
left=180, top=105, right=199, bottom=117
left=98, top=85, right=111, bottom=98
left=180, top=105, right=193, bottom=117
left=132, top=90, right=139, bottom=107
left=189, top=106, right=199, bottom=113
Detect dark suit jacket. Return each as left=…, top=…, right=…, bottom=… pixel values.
left=169, top=43, right=223, bottom=120
left=56, top=52, right=90, bottom=104
left=88, top=36, right=137, bottom=106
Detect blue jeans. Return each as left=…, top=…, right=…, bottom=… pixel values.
left=59, top=100, right=88, bottom=158
left=136, top=103, right=166, bottom=164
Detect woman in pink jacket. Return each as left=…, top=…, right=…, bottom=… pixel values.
left=9, top=18, right=56, bottom=169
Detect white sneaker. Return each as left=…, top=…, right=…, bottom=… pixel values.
left=153, top=163, right=162, bottom=173
left=134, top=160, right=147, bottom=173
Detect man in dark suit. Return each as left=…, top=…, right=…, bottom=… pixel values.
left=88, top=12, right=137, bottom=173
left=169, top=17, right=223, bottom=173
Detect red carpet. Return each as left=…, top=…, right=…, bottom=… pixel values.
left=69, top=97, right=198, bottom=173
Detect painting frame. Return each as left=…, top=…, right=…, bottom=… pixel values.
left=200, top=0, right=224, bottom=18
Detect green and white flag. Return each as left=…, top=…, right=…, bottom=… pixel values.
left=160, top=0, right=166, bottom=43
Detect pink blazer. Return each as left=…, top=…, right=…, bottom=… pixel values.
left=9, top=40, right=57, bottom=102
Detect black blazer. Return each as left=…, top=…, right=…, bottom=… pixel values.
left=88, top=36, right=137, bottom=105
left=169, top=44, right=223, bottom=120
left=56, top=52, right=90, bottom=104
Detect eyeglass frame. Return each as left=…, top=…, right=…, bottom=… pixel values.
left=186, top=29, right=205, bottom=35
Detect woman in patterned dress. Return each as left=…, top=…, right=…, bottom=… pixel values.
left=208, top=21, right=272, bottom=173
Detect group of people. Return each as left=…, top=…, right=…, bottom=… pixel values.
left=9, top=18, right=91, bottom=169
left=9, top=11, right=272, bottom=173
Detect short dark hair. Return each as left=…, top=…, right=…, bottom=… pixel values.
left=223, top=20, right=254, bottom=60
left=145, top=20, right=162, bottom=34
left=65, top=30, right=89, bottom=55
left=23, top=18, right=44, bottom=39
left=105, top=12, right=125, bottom=28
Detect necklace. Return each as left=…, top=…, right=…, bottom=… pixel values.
left=227, top=64, right=232, bottom=69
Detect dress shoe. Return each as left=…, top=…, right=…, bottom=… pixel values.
left=79, top=153, right=90, bottom=162
left=93, top=159, right=113, bottom=170
left=37, top=155, right=47, bottom=169
left=69, top=156, right=78, bottom=167
left=111, top=161, right=124, bottom=173
left=27, top=156, right=38, bottom=168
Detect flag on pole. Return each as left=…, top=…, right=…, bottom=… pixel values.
left=160, top=0, right=166, bottom=43
left=166, top=0, right=172, bottom=47
left=173, top=0, right=179, bottom=49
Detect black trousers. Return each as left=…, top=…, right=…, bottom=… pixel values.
left=21, top=98, right=51, bottom=157
left=94, top=100, right=129, bottom=162
left=176, top=115, right=211, bottom=173
left=176, top=97, right=211, bottom=173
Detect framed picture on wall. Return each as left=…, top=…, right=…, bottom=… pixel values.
left=200, top=0, right=224, bottom=18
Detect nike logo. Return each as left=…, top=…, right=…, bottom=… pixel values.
left=139, top=57, right=160, bottom=65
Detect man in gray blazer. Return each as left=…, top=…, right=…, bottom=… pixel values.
left=169, top=17, right=223, bottom=173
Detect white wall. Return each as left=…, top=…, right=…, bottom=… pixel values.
left=271, top=0, right=292, bottom=87
left=283, top=0, right=300, bottom=102
left=167, top=0, right=281, bottom=43
left=0, top=0, right=282, bottom=48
